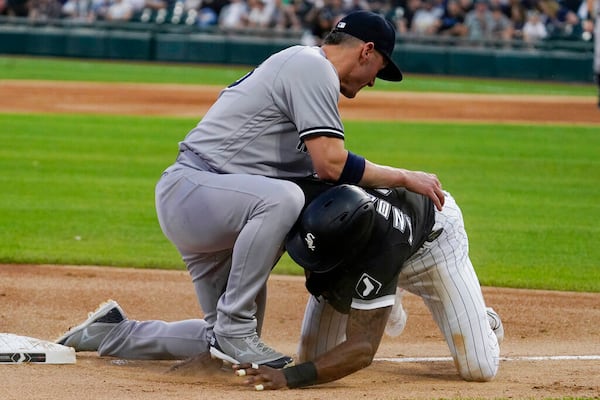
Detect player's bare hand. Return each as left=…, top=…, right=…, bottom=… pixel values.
left=404, top=170, right=444, bottom=211
left=233, top=363, right=288, bottom=390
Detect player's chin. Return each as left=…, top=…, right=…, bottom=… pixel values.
left=340, top=88, right=358, bottom=99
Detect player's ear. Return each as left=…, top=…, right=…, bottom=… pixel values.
left=359, top=42, right=375, bottom=64
left=363, top=42, right=375, bottom=57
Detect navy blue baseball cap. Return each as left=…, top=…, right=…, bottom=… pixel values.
left=333, top=11, right=403, bottom=82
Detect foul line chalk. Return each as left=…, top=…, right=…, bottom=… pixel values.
left=376, top=355, right=600, bottom=363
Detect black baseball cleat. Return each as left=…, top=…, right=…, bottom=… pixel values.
left=55, top=300, right=126, bottom=352
left=209, top=333, right=294, bottom=369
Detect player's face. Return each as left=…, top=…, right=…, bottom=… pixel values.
left=340, top=45, right=388, bottom=99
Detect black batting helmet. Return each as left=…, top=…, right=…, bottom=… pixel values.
left=285, top=184, right=375, bottom=273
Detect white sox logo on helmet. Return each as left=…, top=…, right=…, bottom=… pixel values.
left=304, top=232, right=316, bottom=251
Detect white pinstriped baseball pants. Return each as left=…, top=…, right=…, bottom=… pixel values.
left=298, top=192, right=500, bottom=382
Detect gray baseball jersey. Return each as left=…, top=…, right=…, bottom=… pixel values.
left=179, top=45, right=345, bottom=177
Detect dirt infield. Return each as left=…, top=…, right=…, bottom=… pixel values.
left=1, top=80, right=599, bottom=399
left=1, top=264, right=599, bottom=399
left=2, top=80, right=600, bottom=124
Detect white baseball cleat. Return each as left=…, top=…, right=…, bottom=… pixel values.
left=385, top=288, right=408, bottom=337
left=486, top=307, right=504, bottom=344
left=209, top=333, right=294, bottom=369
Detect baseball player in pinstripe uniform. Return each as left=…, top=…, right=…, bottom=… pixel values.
left=55, top=11, right=444, bottom=368
left=231, top=182, right=503, bottom=389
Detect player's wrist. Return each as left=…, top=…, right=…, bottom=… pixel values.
left=337, top=151, right=365, bottom=184
left=395, top=168, right=409, bottom=187
left=282, top=361, right=318, bottom=388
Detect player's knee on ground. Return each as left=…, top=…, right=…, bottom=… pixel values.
left=456, top=355, right=499, bottom=382
left=453, top=329, right=500, bottom=382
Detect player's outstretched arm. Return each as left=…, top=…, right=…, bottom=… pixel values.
left=312, top=305, right=390, bottom=382
left=304, top=136, right=444, bottom=210
left=233, top=306, right=391, bottom=390
left=361, top=160, right=445, bottom=211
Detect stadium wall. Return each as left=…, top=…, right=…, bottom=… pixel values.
left=0, top=24, right=594, bottom=83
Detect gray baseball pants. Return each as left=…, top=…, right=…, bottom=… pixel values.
left=97, top=160, right=304, bottom=359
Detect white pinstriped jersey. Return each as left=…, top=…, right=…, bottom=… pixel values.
left=305, top=187, right=435, bottom=314
left=299, top=191, right=501, bottom=381
left=179, top=46, right=345, bottom=178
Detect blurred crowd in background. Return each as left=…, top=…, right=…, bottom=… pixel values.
left=0, top=0, right=597, bottom=44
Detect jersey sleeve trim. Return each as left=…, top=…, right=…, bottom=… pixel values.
left=350, top=294, right=396, bottom=310
left=299, top=127, right=344, bottom=141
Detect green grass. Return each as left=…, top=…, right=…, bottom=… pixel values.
left=1, top=55, right=596, bottom=96
left=0, top=114, right=187, bottom=268
left=0, top=56, right=251, bottom=85
left=1, top=55, right=598, bottom=292
left=1, top=113, right=598, bottom=292
left=345, top=121, right=600, bottom=292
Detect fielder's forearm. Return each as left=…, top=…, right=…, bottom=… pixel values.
left=310, top=338, right=376, bottom=385
left=286, top=307, right=390, bottom=388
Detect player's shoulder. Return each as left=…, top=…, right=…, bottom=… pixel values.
left=270, top=45, right=335, bottom=76
left=275, top=45, right=327, bottom=61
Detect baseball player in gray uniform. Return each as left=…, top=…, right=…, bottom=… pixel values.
left=56, top=10, right=444, bottom=368
left=231, top=182, right=503, bottom=389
